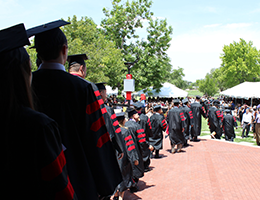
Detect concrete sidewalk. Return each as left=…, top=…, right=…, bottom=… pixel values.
left=124, top=135, right=260, bottom=200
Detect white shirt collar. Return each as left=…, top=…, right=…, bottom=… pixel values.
left=38, top=62, right=66, bottom=72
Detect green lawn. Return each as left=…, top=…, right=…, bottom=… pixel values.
left=187, top=90, right=204, bottom=97
left=200, top=118, right=257, bottom=145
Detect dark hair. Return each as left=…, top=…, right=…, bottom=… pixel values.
left=35, top=28, right=67, bottom=61
left=0, top=47, right=33, bottom=130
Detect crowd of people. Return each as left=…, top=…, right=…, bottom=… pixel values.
left=2, top=19, right=260, bottom=200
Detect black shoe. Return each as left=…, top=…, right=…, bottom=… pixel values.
left=154, top=154, right=162, bottom=158
left=130, top=186, right=138, bottom=193
left=144, top=167, right=151, bottom=172
left=183, top=143, right=189, bottom=147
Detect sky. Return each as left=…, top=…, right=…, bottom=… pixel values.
left=1, top=0, right=260, bottom=82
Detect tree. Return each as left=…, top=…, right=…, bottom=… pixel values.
left=101, top=0, right=173, bottom=92
left=63, top=16, right=125, bottom=85
left=166, top=66, right=189, bottom=89
left=197, top=73, right=218, bottom=96
left=220, top=38, right=260, bottom=88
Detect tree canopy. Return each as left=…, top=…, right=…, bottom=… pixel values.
left=101, top=0, right=173, bottom=92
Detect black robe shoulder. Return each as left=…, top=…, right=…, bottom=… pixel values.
left=3, top=106, right=76, bottom=200
left=32, top=69, right=122, bottom=199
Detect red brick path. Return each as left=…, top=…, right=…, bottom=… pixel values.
left=124, top=136, right=260, bottom=200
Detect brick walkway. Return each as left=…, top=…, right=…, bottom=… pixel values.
left=124, top=135, right=260, bottom=200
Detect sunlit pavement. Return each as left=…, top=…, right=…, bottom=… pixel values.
left=124, top=134, right=260, bottom=200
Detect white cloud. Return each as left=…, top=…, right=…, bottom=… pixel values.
left=224, top=23, right=252, bottom=29
left=204, top=23, right=222, bottom=28
left=168, top=23, right=260, bottom=82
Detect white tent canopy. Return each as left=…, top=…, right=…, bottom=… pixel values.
left=220, top=82, right=260, bottom=99
left=134, top=82, right=188, bottom=98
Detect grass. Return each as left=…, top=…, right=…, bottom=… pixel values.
left=200, top=118, right=257, bottom=146
left=187, top=89, right=220, bottom=98
left=187, top=90, right=204, bottom=97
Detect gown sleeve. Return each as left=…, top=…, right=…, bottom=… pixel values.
left=84, top=83, right=122, bottom=196
left=122, top=128, right=139, bottom=163
left=39, top=121, right=77, bottom=200
left=160, top=116, right=167, bottom=131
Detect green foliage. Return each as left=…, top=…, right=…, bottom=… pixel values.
left=197, top=73, right=218, bottom=96
left=220, top=38, right=260, bottom=88
left=63, top=16, right=125, bottom=85
left=166, top=66, right=189, bottom=89
left=101, top=0, right=173, bottom=92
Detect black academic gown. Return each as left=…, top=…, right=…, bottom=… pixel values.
left=180, top=105, right=194, bottom=141
left=150, top=113, right=167, bottom=150
left=102, top=104, right=123, bottom=154
left=190, top=102, right=206, bottom=138
left=223, top=114, right=237, bottom=140
left=117, top=126, right=139, bottom=192
left=125, top=120, right=146, bottom=180
left=103, top=105, right=136, bottom=192
left=3, top=106, right=77, bottom=200
left=208, top=107, right=222, bottom=139
left=167, top=107, right=185, bottom=145
left=138, top=113, right=152, bottom=168
left=32, top=68, right=122, bottom=200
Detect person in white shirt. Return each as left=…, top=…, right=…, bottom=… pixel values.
left=241, top=108, right=252, bottom=138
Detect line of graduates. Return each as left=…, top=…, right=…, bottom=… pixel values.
left=206, top=100, right=238, bottom=141
left=1, top=20, right=150, bottom=200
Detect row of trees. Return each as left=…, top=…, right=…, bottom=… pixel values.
left=28, top=0, right=190, bottom=93
left=197, top=38, right=260, bottom=96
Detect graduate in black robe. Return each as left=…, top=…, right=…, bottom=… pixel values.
left=167, top=99, right=185, bottom=153
left=223, top=110, right=238, bottom=141
left=95, top=82, right=123, bottom=156
left=190, top=96, right=207, bottom=141
left=115, top=112, right=140, bottom=199
left=125, top=107, right=147, bottom=193
left=150, top=105, right=167, bottom=158
left=208, top=101, right=223, bottom=139
left=133, top=102, right=153, bottom=172
left=1, top=24, right=76, bottom=200
left=28, top=20, right=122, bottom=200
left=180, top=98, right=194, bottom=146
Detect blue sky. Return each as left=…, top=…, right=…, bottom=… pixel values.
left=1, top=0, right=260, bottom=82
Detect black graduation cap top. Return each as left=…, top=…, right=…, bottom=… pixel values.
left=26, top=20, right=70, bottom=38
left=196, top=95, right=201, bottom=99
left=173, top=99, right=180, bottom=104
left=116, top=112, right=125, bottom=121
left=95, top=82, right=107, bottom=91
left=133, top=102, right=144, bottom=110
left=153, top=105, right=161, bottom=111
left=67, top=54, right=88, bottom=66
left=126, top=107, right=137, bottom=118
left=182, top=98, right=189, bottom=104
left=0, top=23, right=30, bottom=54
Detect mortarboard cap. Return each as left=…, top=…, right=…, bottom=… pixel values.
left=116, top=112, right=125, bottom=121
left=173, top=99, right=180, bottom=104
left=126, top=107, right=138, bottom=118
left=0, top=23, right=30, bottom=54
left=67, top=54, right=88, bottom=67
left=133, top=102, right=144, bottom=110
left=182, top=98, right=189, bottom=104
left=153, top=105, right=161, bottom=112
left=224, top=109, right=231, bottom=113
left=95, top=82, right=107, bottom=91
left=26, top=20, right=70, bottom=38
left=196, top=95, right=201, bottom=99
left=213, top=100, right=220, bottom=105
